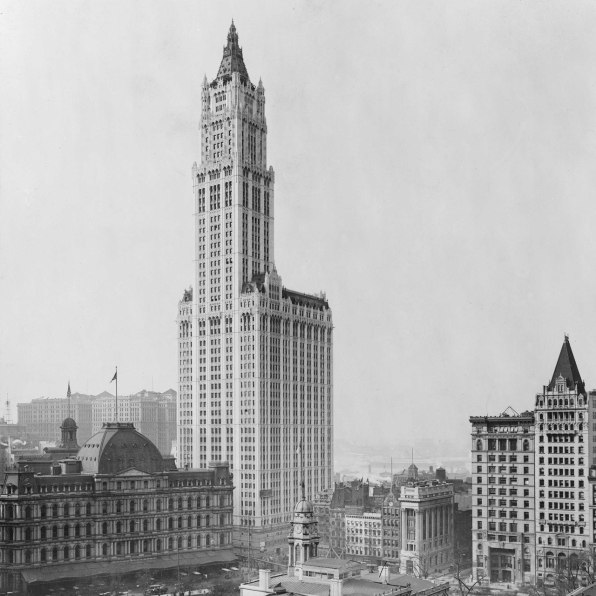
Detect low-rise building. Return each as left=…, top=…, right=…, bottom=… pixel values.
left=345, top=511, right=382, bottom=560
left=0, top=420, right=234, bottom=593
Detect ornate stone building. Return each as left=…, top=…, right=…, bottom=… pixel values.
left=399, top=480, right=454, bottom=576
left=177, top=23, right=334, bottom=551
left=534, top=336, right=591, bottom=587
left=0, top=421, right=234, bottom=593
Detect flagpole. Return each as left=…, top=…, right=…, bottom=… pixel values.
left=115, top=366, right=118, bottom=423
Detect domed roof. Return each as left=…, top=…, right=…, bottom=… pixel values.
left=61, top=417, right=78, bottom=429
left=76, top=422, right=166, bottom=475
left=294, top=499, right=314, bottom=514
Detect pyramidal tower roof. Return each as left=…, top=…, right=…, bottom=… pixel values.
left=216, top=21, right=250, bottom=83
left=548, top=334, right=585, bottom=395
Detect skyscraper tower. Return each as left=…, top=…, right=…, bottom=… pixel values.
left=534, top=335, right=591, bottom=584
left=177, top=23, right=334, bottom=550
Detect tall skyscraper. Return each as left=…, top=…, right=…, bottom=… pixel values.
left=470, top=335, right=591, bottom=589
left=177, top=23, right=334, bottom=550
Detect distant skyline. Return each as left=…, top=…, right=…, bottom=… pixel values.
left=2, top=1, right=596, bottom=453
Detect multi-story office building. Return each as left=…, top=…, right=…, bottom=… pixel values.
left=469, top=411, right=536, bottom=585
left=382, top=486, right=401, bottom=563
left=0, top=420, right=234, bottom=593
left=469, top=335, right=592, bottom=589
left=399, top=481, right=454, bottom=577
left=345, top=512, right=382, bottom=560
left=535, top=336, right=591, bottom=586
left=17, top=390, right=177, bottom=455
left=177, top=23, right=334, bottom=550
left=91, top=389, right=177, bottom=455
left=17, top=395, right=94, bottom=446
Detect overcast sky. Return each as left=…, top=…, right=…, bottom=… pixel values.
left=2, top=1, right=596, bottom=458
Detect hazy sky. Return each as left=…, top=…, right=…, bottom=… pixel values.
left=2, top=1, right=596, bottom=457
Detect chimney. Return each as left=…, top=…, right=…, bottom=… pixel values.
left=259, top=569, right=271, bottom=590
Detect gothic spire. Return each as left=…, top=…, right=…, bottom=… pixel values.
left=216, top=21, right=250, bottom=83
left=548, top=334, right=586, bottom=395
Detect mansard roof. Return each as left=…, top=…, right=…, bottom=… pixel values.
left=215, top=22, right=250, bottom=84
left=548, top=335, right=586, bottom=396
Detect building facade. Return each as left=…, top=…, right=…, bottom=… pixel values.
left=469, top=412, right=536, bottom=585
left=345, top=512, right=382, bottom=560
left=534, top=336, right=592, bottom=588
left=0, top=421, right=234, bottom=593
left=399, top=481, right=454, bottom=577
left=17, top=390, right=177, bottom=455
left=469, top=335, right=593, bottom=589
left=382, top=486, right=401, bottom=563
left=177, top=23, right=334, bottom=550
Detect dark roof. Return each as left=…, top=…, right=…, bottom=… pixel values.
left=76, top=422, right=168, bottom=474
left=548, top=335, right=586, bottom=395
left=215, top=22, right=250, bottom=84
left=282, top=288, right=330, bottom=310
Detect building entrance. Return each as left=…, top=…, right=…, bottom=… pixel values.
left=490, top=548, right=515, bottom=583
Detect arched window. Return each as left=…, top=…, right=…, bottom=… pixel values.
left=41, top=548, right=47, bottom=562
left=86, top=503, right=92, bottom=516
left=143, top=499, right=148, bottom=512
left=206, top=534, right=210, bottom=546
left=143, top=519, right=149, bottom=532
left=86, top=544, right=92, bottom=559
left=168, top=537, right=173, bottom=550
left=52, top=525, right=58, bottom=539
left=168, top=499, right=174, bottom=511
left=156, top=519, right=162, bottom=531
left=40, top=505, right=47, bottom=518
left=102, top=543, right=108, bottom=557
left=41, top=526, right=47, bottom=540
left=116, top=542, right=122, bottom=556
left=52, top=504, right=59, bottom=518
left=129, top=500, right=135, bottom=514
left=75, top=524, right=81, bottom=537
left=25, top=527, right=32, bottom=541
left=52, top=548, right=58, bottom=561
left=187, top=536, right=192, bottom=549
left=156, top=499, right=162, bottom=512
left=168, top=518, right=174, bottom=530
left=116, top=521, right=122, bottom=534
left=188, top=515, right=192, bottom=528
left=156, top=539, right=162, bottom=552
left=187, top=497, right=192, bottom=509
left=177, top=497, right=183, bottom=510
left=86, top=523, right=92, bottom=537
left=116, top=501, right=122, bottom=514
left=102, top=522, right=108, bottom=535
left=130, top=520, right=135, bottom=533
left=63, top=524, right=70, bottom=538
left=75, top=503, right=81, bottom=517
left=75, top=545, right=81, bottom=560
left=143, top=539, right=149, bottom=553
left=25, top=506, right=32, bottom=520
left=102, top=502, right=108, bottom=515
left=63, top=546, right=69, bottom=560
left=25, top=550, right=32, bottom=564
left=178, top=517, right=183, bottom=529
left=205, top=496, right=210, bottom=508
left=63, top=503, right=70, bottom=517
